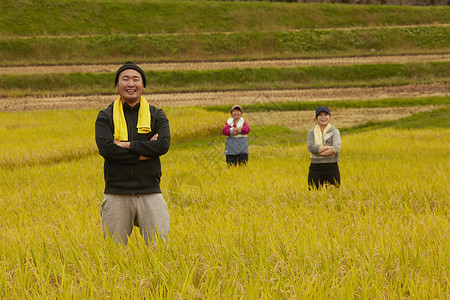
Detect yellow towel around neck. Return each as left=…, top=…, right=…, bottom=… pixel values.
left=314, top=124, right=331, bottom=146
left=113, top=96, right=151, bottom=141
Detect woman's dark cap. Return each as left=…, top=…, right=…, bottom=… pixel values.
left=231, top=104, right=242, bottom=113
left=115, top=61, right=147, bottom=87
left=315, top=106, right=330, bottom=118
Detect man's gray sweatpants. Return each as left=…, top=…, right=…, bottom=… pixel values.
left=100, top=193, right=170, bottom=245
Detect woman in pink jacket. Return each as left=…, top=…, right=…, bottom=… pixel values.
left=222, top=105, right=251, bottom=166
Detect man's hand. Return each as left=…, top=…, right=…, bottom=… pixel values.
left=114, top=140, right=130, bottom=149
left=139, top=134, right=158, bottom=160
left=115, top=134, right=158, bottom=160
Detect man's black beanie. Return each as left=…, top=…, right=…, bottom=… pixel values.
left=115, top=61, right=147, bottom=87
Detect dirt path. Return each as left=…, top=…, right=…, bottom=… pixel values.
left=2, top=83, right=447, bottom=112
left=1, top=54, right=449, bottom=75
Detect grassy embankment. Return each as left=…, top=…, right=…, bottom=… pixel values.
left=0, top=1, right=449, bottom=65
left=0, top=26, right=449, bottom=65
left=0, top=61, right=449, bottom=97
left=1, top=1, right=448, bottom=119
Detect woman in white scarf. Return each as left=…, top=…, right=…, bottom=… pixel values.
left=306, top=107, right=342, bottom=189
left=222, top=105, right=251, bottom=166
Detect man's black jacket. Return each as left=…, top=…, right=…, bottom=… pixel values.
left=95, top=101, right=170, bottom=194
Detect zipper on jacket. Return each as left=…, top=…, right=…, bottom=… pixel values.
left=129, top=108, right=136, bottom=194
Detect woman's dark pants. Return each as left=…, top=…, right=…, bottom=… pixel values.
left=226, top=154, right=248, bottom=167
left=308, top=162, right=340, bottom=189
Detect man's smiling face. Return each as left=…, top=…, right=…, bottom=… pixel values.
left=316, top=111, right=330, bottom=127
left=116, top=69, right=144, bottom=104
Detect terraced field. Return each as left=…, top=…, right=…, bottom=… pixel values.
left=1, top=53, right=449, bottom=113
left=1, top=2, right=449, bottom=299
left=1, top=2, right=448, bottom=120
left=1, top=53, right=448, bottom=75
left=1, top=83, right=447, bottom=112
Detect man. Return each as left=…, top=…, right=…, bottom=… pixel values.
left=95, top=61, right=170, bottom=245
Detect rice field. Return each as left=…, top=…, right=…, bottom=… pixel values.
left=1, top=0, right=449, bottom=298
left=1, top=107, right=449, bottom=299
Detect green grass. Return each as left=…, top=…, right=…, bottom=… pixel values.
left=0, top=1, right=449, bottom=65
left=1, top=1, right=448, bottom=37
left=1, top=62, right=448, bottom=96
left=391, top=106, right=450, bottom=128
left=1, top=26, right=449, bottom=65
left=340, top=105, right=450, bottom=134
